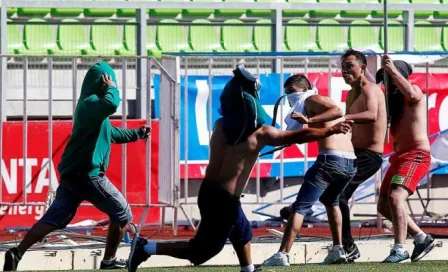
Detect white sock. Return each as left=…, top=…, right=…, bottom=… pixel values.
left=101, top=257, right=116, bottom=264
left=240, top=264, right=255, bottom=272
left=393, top=244, right=406, bottom=253
left=277, top=251, right=288, bottom=258
left=414, top=232, right=427, bottom=244
left=143, top=241, right=157, bottom=255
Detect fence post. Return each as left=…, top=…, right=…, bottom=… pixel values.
left=403, top=10, right=415, bottom=52
left=159, top=56, right=181, bottom=231
left=136, top=8, right=148, bottom=118
left=271, top=8, right=282, bottom=73
left=0, top=4, right=6, bottom=122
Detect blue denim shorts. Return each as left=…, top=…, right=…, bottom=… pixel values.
left=291, top=150, right=357, bottom=216
left=40, top=173, right=132, bottom=229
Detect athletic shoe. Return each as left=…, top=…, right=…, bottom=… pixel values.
left=323, top=247, right=347, bottom=264
left=411, top=234, right=436, bottom=262
left=262, top=252, right=290, bottom=266
left=3, top=247, right=21, bottom=271
left=382, top=249, right=410, bottom=263
left=241, top=264, right=263, bottom=272
left=345, top=244, right=361, bottom=263
left=128, top=234, right=150, bottom=272
left=100, top=258, right=128, bottom=269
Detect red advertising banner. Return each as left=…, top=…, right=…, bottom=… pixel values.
left=0, top=120, right=160, bottom=229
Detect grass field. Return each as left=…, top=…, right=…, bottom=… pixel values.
left=45, top=261, right=448, bottom=272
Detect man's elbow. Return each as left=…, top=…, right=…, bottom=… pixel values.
left=407, top=94, right=421, bottom=103
left=334, top=107, right=344, bottom=118
left=104, top=98, right=120, bottom=114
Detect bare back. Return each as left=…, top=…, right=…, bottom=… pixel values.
left=306, top=96, right=354, bottom=152
left=391, top=85, right=430, bottom=153
left=205, top=118, right=261, bottom=197
left=347, top=82, right=387, bottom=153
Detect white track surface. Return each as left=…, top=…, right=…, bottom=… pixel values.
left=0, top=237, right=446, bottom=270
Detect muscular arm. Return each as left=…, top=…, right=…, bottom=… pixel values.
left=344, top=85, right=379, bottom=123
left=390, top=69, right=422, bottom=103
left=306, top=96, right=343, bottom=124
left=111, top=126, right=143, bottom=144
left=259, top=125, right=336, bottom=147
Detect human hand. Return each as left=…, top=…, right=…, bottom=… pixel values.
left=140, top=125, right=151, bottom=139
left=101, top=73, right=116, bottom=88
left=381, top=54, right=396, bottom=74
left=291, top=111, right=308, bottom=124
left=330, top=120, right=353, bottom=134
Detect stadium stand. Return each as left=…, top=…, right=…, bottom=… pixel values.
left=3, top=0, right=448, bottom=58
left=316, top=19, right=346, bottom=52
left=348, top=20, right=382, bottom=51
left=414, top=21, right=444, bottom=52
left=284, top=19, right=317, bottom=52
left=188, top=19, right=222, bottom=52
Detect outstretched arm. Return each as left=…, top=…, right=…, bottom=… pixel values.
left=111, top=126, right=150, bottom=144
left=344, top=84, right=379, bottom=123
left=302, top=96, right=343, bottom=124
left=259, top=120, right=353, bottom=147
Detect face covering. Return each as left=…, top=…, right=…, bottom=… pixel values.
left=287, top=92, right=305, bottom=107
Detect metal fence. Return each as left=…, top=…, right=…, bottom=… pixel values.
left=170, top=52, right=448, bottom=230
left=0, top=55, right=180, bottom=237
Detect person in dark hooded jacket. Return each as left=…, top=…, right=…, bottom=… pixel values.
left=3, top=62, right=151, bottom=271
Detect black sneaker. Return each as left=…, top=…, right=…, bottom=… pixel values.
left=345, top=244, right=360, bottom=263
left=100, top=258, right=128, bottom=269
left=3, top=247, right=21, bottom=271
left=411, top=234, right=436, bottom=262
left=128, top=234, right=150, bottom=272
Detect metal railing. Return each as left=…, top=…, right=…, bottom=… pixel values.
left=0, top=55, right=182, bottom=237
left=168, top=52, right=448, bottom=229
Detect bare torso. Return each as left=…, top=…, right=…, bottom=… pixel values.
left=307, top=96, right=354, bottom=152
left=204, top=119, right=261, bottom=197
left=347, top=84, right=387, bottom=153
left=390, top=85, right=430, bottom=153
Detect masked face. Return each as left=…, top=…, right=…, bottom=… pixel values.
left=285, top=84, right=307, bottom=107
left=286, top=92, right=305, bottom=107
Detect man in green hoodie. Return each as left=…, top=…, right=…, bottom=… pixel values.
left=3, top=62, right=151, bottom=271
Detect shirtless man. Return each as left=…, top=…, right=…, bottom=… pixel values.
left=337, top=49, right=387, bottom=262
left=126, top=65, right=353, bottom=272
left=262, top=74, right=357, bottom=266
left=376, top=56, right=435, bottom=263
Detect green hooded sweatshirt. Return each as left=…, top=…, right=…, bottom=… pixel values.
left=58, top=62, right=145, bottom=178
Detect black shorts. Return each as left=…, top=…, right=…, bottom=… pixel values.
left=187, top=179, right=252, bottom=265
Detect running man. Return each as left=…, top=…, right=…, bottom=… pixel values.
left=338, top=49, right=387, bottom=262
left=376, top=56, right=435, bottom=263
left=127, top=65, right=353, bottom=272
left=3, top=62, right=151, bottom=271
left=262, top=74, right=357, bottom=266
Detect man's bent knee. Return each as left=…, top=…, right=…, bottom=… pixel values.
left=110, top=204, right=133, bottom=226
left=388, top=187, right=408, bottom=206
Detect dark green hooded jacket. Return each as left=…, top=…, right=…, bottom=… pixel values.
left=58, top=62, right=145, bottom=178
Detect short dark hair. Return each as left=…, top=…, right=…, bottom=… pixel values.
left=341, top=48, right=367, bottom=66
left=283, top=74, right=312, bottom=89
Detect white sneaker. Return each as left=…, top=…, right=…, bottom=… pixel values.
left=262, top=252, right=290, bottom=266
left=323, top=247, right=347, bottom=264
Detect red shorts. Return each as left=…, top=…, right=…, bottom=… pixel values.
left=380, top=149, right=431, bottom=195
